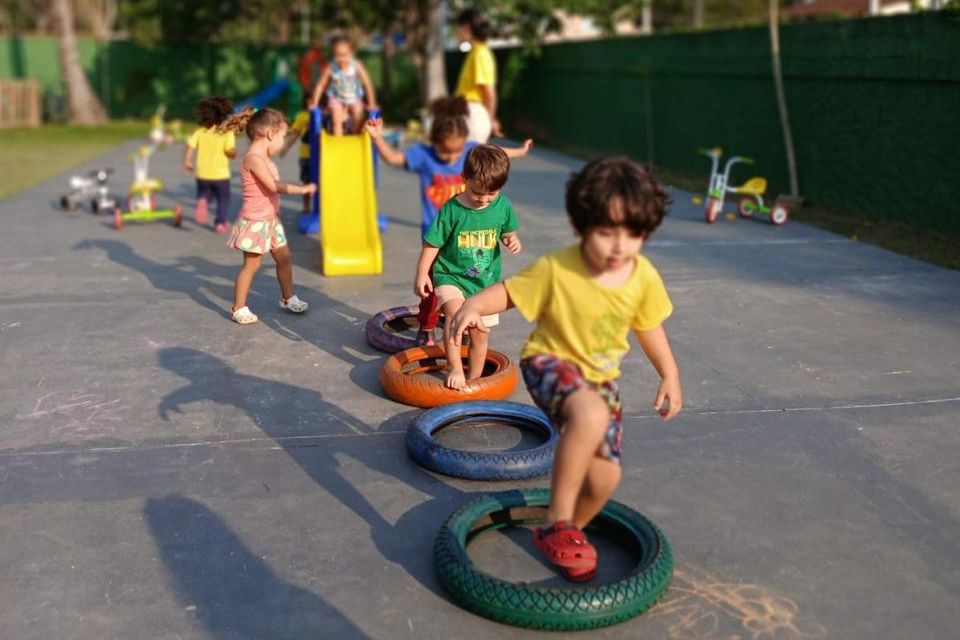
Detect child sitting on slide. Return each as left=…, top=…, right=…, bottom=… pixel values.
left=311, top=35, right=377, bottom=135
left=365, top=96, right=532, bottom=347
left=447, top=157, right=683, bottom=580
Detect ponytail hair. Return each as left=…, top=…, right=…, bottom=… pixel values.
left=217, top=107, right=287, bottom=140
left=428, top=96, right=469, bottom=145
left=456, top=9, right=492, bottom=42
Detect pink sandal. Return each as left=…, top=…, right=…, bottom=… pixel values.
left=533, top=521, right=598, bottom=571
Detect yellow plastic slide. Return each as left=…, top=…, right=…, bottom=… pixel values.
left=319, top=130, right=383, bottom=276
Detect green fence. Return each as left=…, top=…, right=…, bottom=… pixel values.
left=0, top=36, right=418, bottom=122
left=449, top=12, right=960, bottom=234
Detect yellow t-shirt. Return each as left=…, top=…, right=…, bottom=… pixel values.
left=505, top=245, right=673, bottom=383
left=289, top=110, right=311, bottom=160
left=455, top=43, right=496, bottom=103
left=187, top=127, right=236, bottom=181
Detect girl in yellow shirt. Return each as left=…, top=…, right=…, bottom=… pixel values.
left=447, top=156, right=683, bottom=582
left=183, top=96, right=237, bottom=233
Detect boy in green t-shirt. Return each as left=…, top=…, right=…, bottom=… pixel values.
left=415, top=145, right=522, bottom=390
left=447, top=157, right=682, bottom=582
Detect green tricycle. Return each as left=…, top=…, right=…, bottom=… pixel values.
left=113, top=144, right=182, bottom=231
left=698, top=147, right=788, bottom=226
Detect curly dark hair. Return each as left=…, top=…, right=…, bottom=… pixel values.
left=456, top=8, right=492, bottom=42
left=566, top=157, right=670, bottom=238
left=195, top=96, right=234, bottom=128
left=428, top=95, right=469, bottom=145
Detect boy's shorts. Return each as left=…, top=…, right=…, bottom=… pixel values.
left=520, top=354, right=623, bottom=464
left=435, top=284, right=499, bottom=327
left=299, top=159, right=311, bottom=184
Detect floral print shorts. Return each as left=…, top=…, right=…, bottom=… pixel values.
left=520, top=354, right=623, bottom=464
left=226, top=217, right=287, bottom=254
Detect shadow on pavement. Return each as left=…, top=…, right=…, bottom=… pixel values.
left=145, top=494, right=371, bottom=639
left=156, top=347, right=485, bottom=601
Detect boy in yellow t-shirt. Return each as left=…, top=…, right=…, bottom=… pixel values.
left=282, top=97, right=314, bottom=214
left=183, top=96, right=237, bottom=232
left=447, top=156, right=683, bottom=582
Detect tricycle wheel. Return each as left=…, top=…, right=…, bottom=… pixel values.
left=737, top=197, right=756, bottom=218
left=704, top=197, right=721, bottom=224
left=770, top=203, right=789, bottom=226
left=113, top=207, right=123, bottom=231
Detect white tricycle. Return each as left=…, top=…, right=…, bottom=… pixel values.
left=698, top=147, right=788, bottom=226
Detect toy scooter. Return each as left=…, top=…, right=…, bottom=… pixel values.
left=113, top=145, right=182, bottom=230
left=60, top=168, right=117, bottom=213
left=698, top=147, right=788, bottom=225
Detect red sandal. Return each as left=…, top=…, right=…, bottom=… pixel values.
left=533, top=521, right=598, bottom=570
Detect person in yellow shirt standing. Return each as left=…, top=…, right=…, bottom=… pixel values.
left=454, top=9, right=500, bottom=143
left=447, top=156, right=683, bottom=583
left=282, top=96, right=315, bottom=215
left=183, top=96, right=237, bottom=233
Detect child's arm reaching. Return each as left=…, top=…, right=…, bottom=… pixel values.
left=245, top=155, right=316, bottom=196
left=501, top=231, right=522, bottom=254
left=446, top=283, right=514, bottom=346
left=365, top=118, right=405, bottom=167
left=635, top=325, right=683, bottom=422
left=182, top=145, right=195, bottom=173
left=357, top=62, right=378, bottom=109
left=414, top=244, right=440, bottom=298
left=310, top=67, right=332, bottom=107
left=498, top=139, right=534, bottom=159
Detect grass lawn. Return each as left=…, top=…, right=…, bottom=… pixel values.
left=0, top=121, right=146, bottom=200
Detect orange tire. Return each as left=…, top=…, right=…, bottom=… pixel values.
left=380, top=345, right=518, bottom=408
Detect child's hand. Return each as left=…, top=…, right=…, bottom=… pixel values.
left=364, top=118, right=384, bottom=138
left=519, top=139, right=534, bottom=156
left=182, top=160, right=194, bottom=173
left=414, top=272, right=433, bottom=299
left=501, top=233, right=522, bottom=254
left=654, top=375, right=683, bottom=422
left=446, top=304, right=489, bottom=348
left=302, top=183, right=317, bottom=195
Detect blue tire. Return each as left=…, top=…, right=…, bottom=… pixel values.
left=406, top=401, right=556, bottom=480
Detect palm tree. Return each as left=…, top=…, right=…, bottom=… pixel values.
left=52, top=0, right=107, bottom=123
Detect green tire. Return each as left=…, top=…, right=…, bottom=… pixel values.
left=434, top=488, right=673, bottom=631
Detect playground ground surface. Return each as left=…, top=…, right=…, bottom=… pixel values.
left=0, top=134, right=958, bottom=639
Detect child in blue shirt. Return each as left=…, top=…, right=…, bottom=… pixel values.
left=366, top=96, right=532, bottom=344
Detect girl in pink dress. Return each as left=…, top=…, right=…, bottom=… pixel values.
left=219, top=108, right=317, bottom=325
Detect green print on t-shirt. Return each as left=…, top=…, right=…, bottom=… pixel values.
left=590, top=312, right=624, bottom=374
left=423, top=195, right=519, bottom=297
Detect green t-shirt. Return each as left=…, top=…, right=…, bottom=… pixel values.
left=423, top=194, right=519, bottom=296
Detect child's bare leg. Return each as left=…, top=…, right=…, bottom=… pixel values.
left=271, top=244, right=295, bottom=301
left=330, top=104, right=346, bottom=136
left=348, top=102, right=364, bottom=133
left=442, top=299, right=467, bottom=389
left=546, top=388, right=611, bottom=525
left=466, top=325, right=488, bottom=381
left=572, top=457, right=621, bottom=530
left=233, top=251, right=263, bottom=311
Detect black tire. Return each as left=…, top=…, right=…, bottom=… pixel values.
left=365, top=306, right=421, bottom=353
left=435, top=489, right=673, bottom=631
left=406, top=401, right=556, bottom=480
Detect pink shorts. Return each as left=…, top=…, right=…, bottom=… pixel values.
left=435, top=285, right=499, bottom=327
left=226, top=217, right=287, bottom=254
